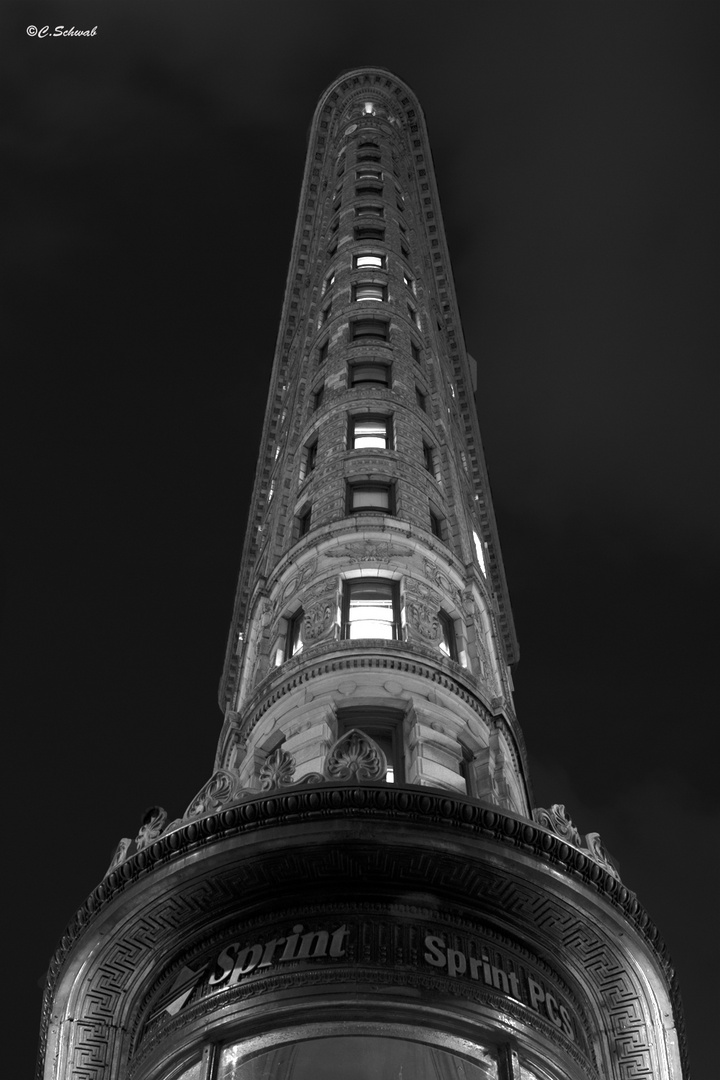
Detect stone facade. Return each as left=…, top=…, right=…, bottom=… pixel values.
left=38, top=69, right=686, bottom=1080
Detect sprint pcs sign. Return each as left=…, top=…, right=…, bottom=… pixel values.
left=423, top=933, right=576, bottom=1042
left=157, top=921, right=581, bottom=1046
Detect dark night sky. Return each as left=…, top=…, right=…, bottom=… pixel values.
left=3, top=3, right=717, bottom=1076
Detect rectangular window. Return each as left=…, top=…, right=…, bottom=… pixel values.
left=349, top=362, right=390, bottom=388
left=354, top=225, right=385, bottom=242
left=342, top=580, right=400, bottom=641
left=401, top=244, right=410, bottom=260
left=351, top=318, right=388, bottom=342
left=430, top=510, right=443, bottom=539
left=356, top=169, right=382, bottom=181
left=438, top=610, right=458, bottom=661
left=408, top=303, right=419, bottom=327
left=416, top=386, right=427, bottom=411
left=318, top=340, right=328, bottom=365
left=411, top=341, right=421, bottom=363
left=354, top=253, right=386, bottom=270
left=352, top=282, right=387, bottom=303
left=347, top=483, right=394, bottom=515
left=350, top=414, right=391, bottom=450
left=423, top=442, right=435, bottom=474
left=320, top=301, right=332, bottom=325
left=304, top=439, right=318, bottom=475
left=312, top=384, right=324, bottom=410
left=323, top=271, right=335, bottom=294
left=355, top=204, right=384, bottom=218
left=297, top=506, right=312, bottom=538
left=403, top=271, right=414, bottom=292
left=287, top=610, right=304, bottom=658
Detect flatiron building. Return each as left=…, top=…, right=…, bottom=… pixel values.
left=39, top=68, right=686, bottom=1080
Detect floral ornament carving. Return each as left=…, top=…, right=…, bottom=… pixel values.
left=533, top=804, right=582, bottom=848
left=407, top=598, right=440, bottom=642
left=134, top=806, right=168, bottom=851
left=184, top=769, right=240, bottom=820
left=324, top=729, right=387, bottom=782
left=585, top=831, right=621, bottom=881
left=259, top=748, right=297, bottom=791
left=303, top=597, right=335, bottom=642
left=297, top=556, right=319, bottom=590
left=104, top=837, right=132, bottom=877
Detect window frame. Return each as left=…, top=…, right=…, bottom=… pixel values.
left=353, top=253, right=386, bottom=270
left=438, top=609, right=458, bottom=661
left=349, top=413, right=392, bottom=451
left=352, top=282, right=388, bottom=303
left=350, top=317, right=389, bottom=343
left=287, top=609, right=304, bottom=659
left=341, top=580, right=401, bottom=644
left=346, top=481, right=395, bottom=515
left=354, top=224, right=385, bottom=242
left=349, top=361, right=391, bottom=389
left=354, top=203, right=384, bottom=218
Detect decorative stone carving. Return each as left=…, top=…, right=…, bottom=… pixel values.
left=533, top=804, right=582, bottom=848
left=134, top=807, right=168, bottom=851
left=259, top=748, right=296, bottom=790
left=406, top=597, right=440, bottom=642
left=326, top=539, right=411, bottom=562
left=324, top=729, right=387, bottom=781
left=585, top=832, right=621, bottom=881
left=297, top=556, right=318, bottom=589
left=303, top=596, right=335, bottom=642
left=104, top=837, right=131, bottom=878
left=184, top=770, right=240, bottom=821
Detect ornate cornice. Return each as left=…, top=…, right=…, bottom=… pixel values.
left=39, top=784, right=685, bottom=1079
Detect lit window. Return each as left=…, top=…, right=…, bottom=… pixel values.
left=323, top=272, right=335, bottom=295
left=354, top=253, right=385, bottom=270
left=351, top=415, right=391, bottom=450
left=438, top=610, right=458, bottom=660
left=287, top=610, right=304, bottom=658
left=356, top=169, right=382, bottom=181
left=473, top=530, right=487, bottom=575
left=352, top=282, right=387, bottom=303
left=342, top=580, right=400, bottom=641
left=351, top=318, right=388, bottom=342
left=355, top=204, right=384, bottom=218
left=349, top=362, right=390, bottom=388
left=403, top=271, right=414, bottom=292
left=347, top=483, right=394, bottom=514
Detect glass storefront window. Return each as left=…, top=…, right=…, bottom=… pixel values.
left=218, top=1035, right=498, bottom=1080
